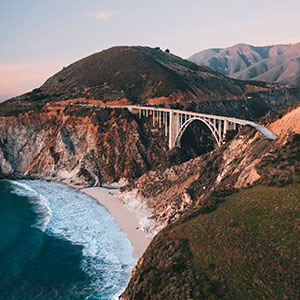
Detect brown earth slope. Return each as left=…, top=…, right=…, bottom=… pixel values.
left=121, top=101, right=300, bottom=227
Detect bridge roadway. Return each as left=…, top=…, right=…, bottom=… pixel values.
left=72, top=103, right=277, bottom=149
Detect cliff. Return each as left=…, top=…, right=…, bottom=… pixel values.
left=0, top=102, right=177, bottom=185
left=120, top=101, right=300, bottom=299
left=120, top=101, right=300, bottom=226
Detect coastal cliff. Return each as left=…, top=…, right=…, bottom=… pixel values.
left=0, top=103, right=172, bottom=185
left=120, top=101, right=300, bottom=299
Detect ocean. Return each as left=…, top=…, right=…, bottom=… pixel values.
left=0, top=179, right=135, bottom=300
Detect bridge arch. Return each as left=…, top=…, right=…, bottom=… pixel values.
left=98, top=105, right=277, bottom=149
left=174, top=117, right=222, bottom=148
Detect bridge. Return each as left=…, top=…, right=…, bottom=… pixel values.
left=72, top=103, right=277, bottom=149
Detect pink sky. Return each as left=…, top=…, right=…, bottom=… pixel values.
left=1, top=0, right=300, bottom=102
left=0, top=61, right=67, bottom=102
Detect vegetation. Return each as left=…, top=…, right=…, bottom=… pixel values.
left=123, top=185, right=300, bottom=299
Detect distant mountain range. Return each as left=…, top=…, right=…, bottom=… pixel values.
left=189, top=42, right=300, bottom=85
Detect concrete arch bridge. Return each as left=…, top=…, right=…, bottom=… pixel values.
left=76, top=103, right=277, bottom=149
left=125, top=106, right=277, bottom=149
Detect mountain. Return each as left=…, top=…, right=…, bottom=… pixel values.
left=234, top=43, right=300, bottom=85
left=189, top=43, right=300, bottom=85
left=7, top=46, right=278, bottom=108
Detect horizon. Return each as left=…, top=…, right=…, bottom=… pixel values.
left=1, top=0, right=300, bottom=101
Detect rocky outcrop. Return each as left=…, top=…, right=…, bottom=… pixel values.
left=0, top=103, right=173, bottom=186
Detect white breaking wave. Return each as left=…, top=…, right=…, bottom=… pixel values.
left=10, top=180, right=136, bottom=300
left=10, top=180, right=51, bottom=231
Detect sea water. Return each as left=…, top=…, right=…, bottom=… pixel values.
left=0, top=179, right=136, bottom=300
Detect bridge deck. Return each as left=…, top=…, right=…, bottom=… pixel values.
left=70, top=103, right=277, bottom=145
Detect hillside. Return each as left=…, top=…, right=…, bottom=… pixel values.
left=6, top=46, right=259, bottom=107
left=189, top=42, right=300, bottom=85
left=3, top=45, right=300, bottom=122
left=121, top=101, right=300, bottom=299
left=121, top=184, right=300, bottom=300
left=234, top=43, right=300, bottom=85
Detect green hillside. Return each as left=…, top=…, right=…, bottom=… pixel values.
left=122, top=184, right=300, bottom=300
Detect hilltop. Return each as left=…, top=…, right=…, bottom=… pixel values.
left=4, top=46, right=283, bottom=108
left=189, top=42, right=300, bottom=85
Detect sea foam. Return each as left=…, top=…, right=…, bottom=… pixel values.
left=10, top=180, right=135, bottom=299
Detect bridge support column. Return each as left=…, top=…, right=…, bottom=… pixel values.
left=218, top=120, right=222, bottom=141
left=152, top=111, right=155, bottom=126
left=165, top=112, right=168, bottom=136
left=169, top=111, right=174, bottom=148
left=223, top=120, right=228, bottom=139
left=169, top=112, right=180, bottom=149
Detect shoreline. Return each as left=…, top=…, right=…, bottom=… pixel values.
left=3, top=176, right=153, bottom=260
left=80, top=186, right=152, bottom=259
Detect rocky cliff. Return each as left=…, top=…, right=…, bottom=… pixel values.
left=120, top=101, right=300, bottom=227
left=0, top=102, right=177, bottom=185
left=120, top=100, right=300, bottom=300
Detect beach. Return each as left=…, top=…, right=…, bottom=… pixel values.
left=80, top=187, right=152, bottom=259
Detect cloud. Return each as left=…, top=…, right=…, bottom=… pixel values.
left=87, top=10, right=119, bottom=20
left=0, top=61, right=67, bottom=100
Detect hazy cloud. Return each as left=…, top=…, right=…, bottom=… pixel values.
left=87, top=10, right=119, bottom=20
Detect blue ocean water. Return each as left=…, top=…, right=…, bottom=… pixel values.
left=0, top=180, right=135, bottom=300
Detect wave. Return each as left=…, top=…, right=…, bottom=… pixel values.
left=10, top=180, right=51, bottom=231
left=9, top=180, right=135, bottom=299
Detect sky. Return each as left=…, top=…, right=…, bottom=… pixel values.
left=1, top=0, right=300, bottom=101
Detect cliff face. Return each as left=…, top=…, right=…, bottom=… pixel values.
left=121, top=101, right=300, bottom=227
left=0, top=103, right=173, bottom=185
left=121, top=101, right=300, bottom=300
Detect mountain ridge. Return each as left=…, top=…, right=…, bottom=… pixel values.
left=189, top=42, right=300, bottom=85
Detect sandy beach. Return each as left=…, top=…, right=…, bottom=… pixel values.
left=80, top=187, right=152, bottom=259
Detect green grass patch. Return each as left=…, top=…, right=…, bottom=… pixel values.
left=170, top=184, right=300, bottom=299
left=125, top=184, right=300, bottom=299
